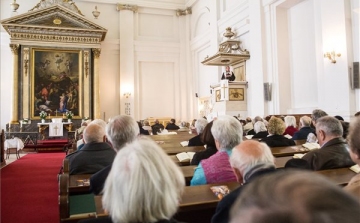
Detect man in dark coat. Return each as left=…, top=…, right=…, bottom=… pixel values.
left=292, top=115, right=314, bottom=140
left=89, top=115, right=140, bottom=195
left=302, top=116, right=354, bottom=170
left=211, top=140, right=276, bottom=223
left=67, top=123, right=115, bottom=175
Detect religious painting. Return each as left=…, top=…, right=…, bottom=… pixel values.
left=215, top=90, right=221, bottom=102
left=229, top=88, right=244, bottom=101
left=234, top=62, right=246, bottom=81
left=30, top=48, right=82, bottom=119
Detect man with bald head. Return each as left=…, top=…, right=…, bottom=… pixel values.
left=68, top=123, right=115, bottom=175
left=211, top=140, right=276, bottom=223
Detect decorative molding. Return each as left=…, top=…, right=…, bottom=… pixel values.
left=84, top=50, right=89, bottom=77
left=176, top=7, right=192, bottom=16
left=92, top=48, right=101, bottom=58
left=23, top=48, right=29, bottom=76
left=29, top=0, right=84, bottom=16
left=116, top=4, right=138, bottom=12
left=9, top=44, right=19, bottom=55
left=10, top=33, right=102, bottom=44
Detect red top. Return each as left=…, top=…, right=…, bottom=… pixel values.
left=284, top=126, right=298, bottom=136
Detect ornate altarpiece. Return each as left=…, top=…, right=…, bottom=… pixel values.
left=1, top=0, right=107, bottom=126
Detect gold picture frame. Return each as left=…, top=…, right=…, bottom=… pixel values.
left=30, top=48, right=83, bottom=119
left=215, top=90, right=221, bottom=102
left=229, top=88, right=244, bottom=101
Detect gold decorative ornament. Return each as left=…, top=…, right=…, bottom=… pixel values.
left=53, top=18, right=62, bottom=25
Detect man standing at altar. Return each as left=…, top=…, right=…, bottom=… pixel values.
left=221, top=66, right=235, bottom=81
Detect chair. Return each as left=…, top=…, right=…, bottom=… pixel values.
left=4, top=137, right=24, bottom=159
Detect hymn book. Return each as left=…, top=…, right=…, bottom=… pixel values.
left=180, top=141, right=189, bottom=147
left=350, top=164, right=360, bottom=173
left=293, top=153, right=305, bottom=159
left=302, top=143, right=320, bottom=150
left=245, top=135, right=254, bottom=139
left=176, top=152, right=195, bottom=162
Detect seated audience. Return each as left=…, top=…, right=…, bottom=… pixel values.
left=292, top=116, right=313, bottom=140
left=344, top=116, right=360, bottom=199
left=252, top=121, right=268, bottom=139
left=260, top=116, right=295, bottom=147
left=80, top=137, right=185, bottom=223
left=229, top=170, right=360, bottom=223
left=211, top=140, right=276, bottom=223
left=307, top=109, right=328, bottom=141
left=283, top=116, right=298, bottom=136
left=142, top=120, right=152, bottom=134
left=243, top=117, right=253, bottom=135
left=151, top=119, right=165, bottom=135
left=89, top=115, right=139, bottom=195
left=302, top=116, right=354, bottom=170
left=190, top=115, right=242, bottom=185
left=247, top=116, right=263, bottom=135
left=188, top=118, right=208, bottom=146
left=178, top=121, right=189, bottom=132
left=190, top=121, right=217, bottom=165
left=166, top=118, right=180, bottom=130
left=138, top=121, right=149, bottom=135
left=67, top=123, right=115, bottom=175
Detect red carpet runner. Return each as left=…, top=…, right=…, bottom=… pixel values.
left=1, top=153, right=66, bottom=223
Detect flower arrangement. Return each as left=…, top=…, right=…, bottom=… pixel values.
left=39, top=111, right=47, bottom=119
left=66, top=111, right=74, bottom=119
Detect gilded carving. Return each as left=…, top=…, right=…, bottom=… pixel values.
left=84, top=51, right=89, bottom=78
left=116, top=4, right=138, bottom=12
left=10, top=44, right=20, bottom=55
left=23, top=48, right=30, bottom=76
left=92, top=49, right=101, bottom=58
left=29, top=0, right=84, bottom=16
left=11, top=33, right=101, bottom=44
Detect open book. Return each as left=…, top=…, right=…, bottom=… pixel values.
left=180, top=141, right=189, bottom=147
left=350, top=164, right=360, bottom=173
left=284, top=134, right=292, bottom=139
left=210, top=185, right=230, bottom=200
left=245, top=135, right=254, bottom=139
left=176, top=152, right=195, bottom=162
left=302, top=143, right=320, bottom=150
left=293, top=153, right=305, bottom=159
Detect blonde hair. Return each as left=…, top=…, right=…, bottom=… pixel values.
left=267, top=116, right=286, bottom=135
left=102, top=137, right=185, bottom=223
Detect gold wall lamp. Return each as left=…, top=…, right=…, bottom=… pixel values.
left=324, top=51, right=341, bottom=63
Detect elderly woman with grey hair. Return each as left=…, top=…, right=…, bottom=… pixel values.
left=260, top=116, right=295, bottom=147
left=190, top=115, right=243, bottom=185
left=80, top=137, right=185, bottom=223
left=283, top=116, right=298, bottom=136
left=252, top=121, right=268, bottom=139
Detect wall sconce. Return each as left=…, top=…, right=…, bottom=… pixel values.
left=324, top=51, right=341, bottom=63
left=92, top=6, right=100, bottom=19
left=123, top=92, right=131, bottom=98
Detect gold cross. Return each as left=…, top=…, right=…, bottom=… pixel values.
left=55, top=110, right=58, bottom=116
left=54, top=125, right=58, bottom=135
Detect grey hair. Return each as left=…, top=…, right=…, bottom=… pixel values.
left=211, top=115, right=243, bottom=149
left=83, top=123, right=105, bottom=143
left=299, top=116, right=311, bottom=127
left=284, top=116, right=297, bottom=128
left=253, top=121, right=267, bottom=133
left=103, top=137, right=185, bottom=223
left=106, top=115, right=139, bottom=151
left=311, top=109, right=328, bottom=123
left=90, top=119, right=107, bottom=130
left=347, top=116, right=360, bottom=157
left=230, top=170, right=360, bottom=223
left=195, top=118, right=208, bottom=134
left=230, top=141, right=274, bottom=177
left=316, top=116, right=343, bottom=137
left=253, top=116, right=263, bottom=123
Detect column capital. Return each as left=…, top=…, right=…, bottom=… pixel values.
left=92, top=48, right=101, bottom=58
left=116, top=4, right=138, bottom=13
left=10, top=44, right=20, bottom=55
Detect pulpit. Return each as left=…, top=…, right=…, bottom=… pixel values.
left=210, top=81, right=248, bottom=118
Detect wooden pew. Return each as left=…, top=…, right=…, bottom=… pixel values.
left=316, top=167, right=356, bottom=186
left=162, top=146, right=205, bottom=155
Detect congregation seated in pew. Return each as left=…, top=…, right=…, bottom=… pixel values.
left=251, top=121, right=268, bottom=139
left=80, top=137, right=185, bottom=223
left=188, top=118, right=208, bottom=147
left=260, top=116, right=295, bottom=147
left=166, top=118, right=180, bottom=130
left=291, top=115, right=313, bottom=140
left=190, top=116, right=242, bottom=186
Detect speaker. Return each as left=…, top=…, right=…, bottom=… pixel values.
left=195, top=93, right=198, bottom=97
left=264, top=83, right=272, bottom=101
left=353, top=62, right=359, bottom=89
